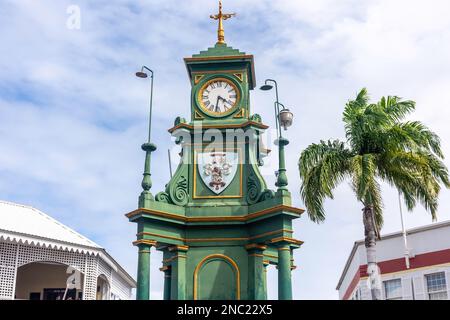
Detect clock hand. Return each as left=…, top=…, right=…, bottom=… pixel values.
left=218, top=96, right=229, bottom=110
left=215, top=96, right=220, bottom=113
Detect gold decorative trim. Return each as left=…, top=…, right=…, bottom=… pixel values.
left=248, top=253, right=264, bottom=258
left=193, top=254, right=240, bottom=300
left=233, top=73, right=243, bottom=82
left=169, top=245, right=189, bottom=252
left=138, top=229, right=292, bottom=244
left=233, top=108, right=245, bottom=118
left=245, top=243, right=267, bottom=251
left=159, top=266, right=170, bottom=272
left=248, top=229, right=293, bottom=240
left=193, top=147, right=243, bottom=199
left=138, top=232, right=184, bottom=242
left=187, top=237, right=248, bottom=242
left=194, top=110, right=205, bottom=120
left=133, top=239, right=157, bottom=247
left=184, top=55, right=254, bottom=63
left=194, top=74, right=204, bottom=85
left=191, top=69, right=246, bottom=76
left=127, top=205, right=304, bottom=223
left=138, top=250, right=151, bottom=254
left=168, top=121, right=269, bottom=133
left=271, top=237, right=304, bottom=246
left=277, top=247, right=291, bottom=252
left=264, top=253, right=278, bottom=259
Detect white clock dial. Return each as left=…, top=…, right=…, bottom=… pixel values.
left=199, top=79, right=239, bottom=115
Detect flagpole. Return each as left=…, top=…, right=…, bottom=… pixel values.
left=398, top=192, right=410, bottom=269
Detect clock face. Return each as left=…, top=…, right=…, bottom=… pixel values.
left=198, top=78, right=239, bottom=115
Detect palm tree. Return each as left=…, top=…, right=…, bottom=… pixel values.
left=298, top=88, right=450, bottom=300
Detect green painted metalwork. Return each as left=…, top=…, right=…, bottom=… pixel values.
left=277, top=243, right=292, bottom=300
left=128, top=42, right=303, bottom=300
left=136, top=244, right=151, bottom=300
left=162, top=268, right=171, bottom=300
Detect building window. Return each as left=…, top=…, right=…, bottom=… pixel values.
left=383, top=279, right=402, bottom=300
left=426, top=272, right=448, bottom=300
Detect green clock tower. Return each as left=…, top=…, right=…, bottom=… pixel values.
left=126, top=1, right=304, bottom=300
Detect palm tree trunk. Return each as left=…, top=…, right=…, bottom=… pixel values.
left=363, top=205, right=382, bottom=300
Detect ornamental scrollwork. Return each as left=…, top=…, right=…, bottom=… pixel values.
left=170, top=175, right=189, bottom=206
left=246, top=171, right=262, bottom=204
left=155, top=192, right=170, bottom=203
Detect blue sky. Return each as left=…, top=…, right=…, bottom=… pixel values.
left=1, top=0, right=450, bottom=299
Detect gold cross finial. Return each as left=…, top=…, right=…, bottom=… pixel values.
left=210, top=0, right=236, bottom=45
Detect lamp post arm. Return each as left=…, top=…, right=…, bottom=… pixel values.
left=141, top=66, right=154, bottom=143
left=265, top=79, right=279, bottom=104
left=265, top=79, right=282, bottom=139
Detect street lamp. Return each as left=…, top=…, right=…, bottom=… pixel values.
left=279, top=108, right=294, bottom=130
left=136, top=66, right=157, bottom=206
left=260, top=79, right=294, bottom=192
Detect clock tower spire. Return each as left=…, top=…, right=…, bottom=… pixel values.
left=210, top=0, right=236, bottom=45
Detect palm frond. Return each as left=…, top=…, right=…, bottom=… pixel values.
left=299, top=140, right=353, bottom=222
left=343, top=88, right=369, bottom=152
left=379, top=96, right=416, bottom=122
left=377, top=150, right=444, bottom=220
left=384, top=121, right=444, bottom=158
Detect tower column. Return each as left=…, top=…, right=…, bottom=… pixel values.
left=160, top=266, right=172, bottom=300
left=135, top=240, right=156, bottom=300
left=277, top=242, right=292, bottom=300
left=263, top=260, right=269, bottom=300
left=169, top=245, right=188, bottom=300
left=246, top=244, right=267, bottom=300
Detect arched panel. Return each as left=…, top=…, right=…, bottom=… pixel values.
left=15, top=261, right=85, bottom=300
left=193, top=254, right=240, bottom=300
left=96, top=274, right=110, bottom=300
left=16, top=245, right=86, bottom=273
left=17, top=260, right=84, bottom=275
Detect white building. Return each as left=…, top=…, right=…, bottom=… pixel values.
left=0, top=200, right=136, bottom=300
left=337, top=221, right=450, bottom=300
